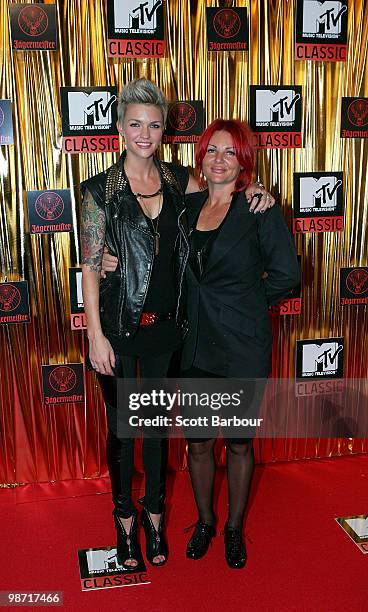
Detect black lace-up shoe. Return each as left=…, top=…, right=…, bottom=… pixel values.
left=186, top=521, right=216, bottom=560
left=224, top=524, right=247, bottom=569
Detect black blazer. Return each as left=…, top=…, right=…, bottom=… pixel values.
left=181, top=190, right=300, bottom=377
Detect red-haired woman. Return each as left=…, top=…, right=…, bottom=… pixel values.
left=183, top=119, right=300, bottom=568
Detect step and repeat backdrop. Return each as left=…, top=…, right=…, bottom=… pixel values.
left=0, top=0, right=367, bottom=485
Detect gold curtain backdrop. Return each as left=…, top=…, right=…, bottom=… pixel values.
left=0, top=0, right=367, bottom=486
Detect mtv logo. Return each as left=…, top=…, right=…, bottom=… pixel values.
left=302, top=1, right=347, bottom=36
left=68, top=91, right=116, bottom=127
left=114, top=0, right=161, bottom=30
left=299, top=176, right=342, bottom=211
left=255, top=90, right=300, bottom=123
left=86, top=548, right=123, bottom=573
left=302, top=341, right=343, bottom=375
left=345, top=517, right=368, bottom=539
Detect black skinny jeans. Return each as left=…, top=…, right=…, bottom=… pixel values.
left=99, top=352, right=173, bottom=518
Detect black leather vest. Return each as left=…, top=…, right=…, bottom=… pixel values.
left=81, top=155, right=189, bottom=339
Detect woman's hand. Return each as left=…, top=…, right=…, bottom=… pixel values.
left=101, top=246, right=119, bottom=278
left=246, top=182, right=275, bottom=213
left=88, top=331, right=116, bottom=376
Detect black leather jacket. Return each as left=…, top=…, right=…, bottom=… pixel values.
left=81, top=154, right=189, bottom=340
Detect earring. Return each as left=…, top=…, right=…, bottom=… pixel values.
left=199, top=170, right=207, bottom=191
left=119, top=131, right=126, bottom=149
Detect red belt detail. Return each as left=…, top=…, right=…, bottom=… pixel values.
left=139, top=311, right=175, bottom=326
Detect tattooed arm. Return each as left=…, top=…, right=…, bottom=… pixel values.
left=81, top=188, right=115, bottom=376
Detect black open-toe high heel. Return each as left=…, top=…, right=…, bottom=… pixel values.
left=113, top=509, right=143, bottom=570
left=139, top=501, right=168, bottom=567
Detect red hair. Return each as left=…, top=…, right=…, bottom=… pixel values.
left=195, top=119, right=255, bottom=192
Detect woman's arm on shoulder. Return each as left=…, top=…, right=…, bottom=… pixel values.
left=184, top=172, right=276, bottom=214
left=246, top=182, right=276, bottom=213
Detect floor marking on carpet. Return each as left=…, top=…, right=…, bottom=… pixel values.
left=335, top=514, right=368, bottom=554
left=78, top=546, right=151, bottom=591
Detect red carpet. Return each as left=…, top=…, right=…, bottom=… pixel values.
left=1, top=455, right=367, bottom=611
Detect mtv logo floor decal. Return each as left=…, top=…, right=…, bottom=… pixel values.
left=78, top=546, right=150, bottom=591
left=336, top=515, right=368, bottom=554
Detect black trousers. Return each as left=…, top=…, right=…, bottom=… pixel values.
left=99, top=352, right=173, bottom=517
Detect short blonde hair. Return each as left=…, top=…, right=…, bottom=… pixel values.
left=117, top=78, right=168, bottom=125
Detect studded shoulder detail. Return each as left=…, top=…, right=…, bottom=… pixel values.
left=104, top=157, right=183, bottom=205
left=105, top=162, right=128, bottom=204
left=159, top=161, right=184, bottom=196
